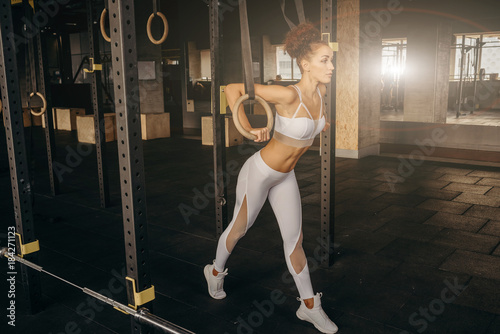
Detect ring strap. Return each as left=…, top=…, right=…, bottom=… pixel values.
left=238, top=0, right=254, bottom=100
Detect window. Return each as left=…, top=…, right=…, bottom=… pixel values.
left=381, top=39, right=407, bottom=82
left=381, top=39, right=407, bottom=110
left=276, top=45, right=301, bottom=80
left=452, top=33, right=500, bottom=81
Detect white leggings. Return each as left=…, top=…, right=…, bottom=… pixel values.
left=214, top=150, right=314, bottom=300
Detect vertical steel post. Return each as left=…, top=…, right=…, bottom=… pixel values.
left=210, top=0, right=228, bottom=237
left=32, top=0, right=59, bottom=196
left=471, top=37, right=480, bottom=114
left=0, top=0, right=42, bottom=314
left=87, top=0, right=111, bottom=208
left=320, top=0, right=337, bottom=267
left=107, top=1, right=153, bottom=333
left=456, top=35, right=465, bottom=118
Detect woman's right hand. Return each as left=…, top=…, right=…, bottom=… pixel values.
left=249, top=127, right=270, bottom=142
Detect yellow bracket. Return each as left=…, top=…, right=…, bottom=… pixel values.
left=84, top=58, right=103, bottom=73
left=322, top=33, right=339, bottom=52
left=11, top=0, right=34, bottom=8
left=125, top=276, right=155, bottom=310
left=114, top=307, right=130, bottom=315
left=15, top=233, right=40, bottom=258
left=220, top=86, right=228, bottom=115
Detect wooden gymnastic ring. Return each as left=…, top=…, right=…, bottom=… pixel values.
left=232, top=94, right=274, bottom=141
left=147, top=12, right=168, bottom=45
left=100, top=8, right=111, bottom=42
left=29, top=92, right=47, bottom=117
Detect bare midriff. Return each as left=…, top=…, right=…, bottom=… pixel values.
left=260, top=138, right=311, bottom=173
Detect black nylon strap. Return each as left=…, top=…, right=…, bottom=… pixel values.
left=295, top=0, right=306, bottom=24
left=153, top=0, right=157, bottom=16
left=239, top=0, right=254, bottom=99
left=279, top=0, right=306, bottom=30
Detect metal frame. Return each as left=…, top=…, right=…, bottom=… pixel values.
left=1, top=249, right=195, bottom=334
left=86, top=0, right=111, bottom=208
left=320, top=0, right=337, bottom=267
left=0, top=0, right=42, bottom=313
left=30, top=0, right=59, bottom=196
left=210, top=0, right=228, bottom=237
left=107, top=0, right=153, bottom=332
left=455, top=35, right=466, bottom=118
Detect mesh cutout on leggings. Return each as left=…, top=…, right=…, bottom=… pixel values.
left=289, top=231, right=307, bottom=274
left=226, top=195, right=248, bottom=254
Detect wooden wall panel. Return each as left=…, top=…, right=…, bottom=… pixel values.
left=336, top=0, right=360, bottom=150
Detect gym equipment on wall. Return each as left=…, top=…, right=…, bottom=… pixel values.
left=0, top=0, right=43, bottom=314
left=231, top=0, right=274, bottom=141
left=147, top=0, right=169, bottom=45
left=86, top=0, right=111, bottom=208
left=209, top=0, right=228, bottom=237
left=23, top=0, right=59, bottom=196
left=1, top=248, right=195, bottom=334
left=320, top=0, right=337, bottom=267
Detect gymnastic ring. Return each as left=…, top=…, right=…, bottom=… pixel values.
left=232, top=94, right=274, bottom=141
left=100, top=9, right=111, bottom=42
left=147, top=12, right=168, bottom=45
left=29, top=92, right=47, bottom=117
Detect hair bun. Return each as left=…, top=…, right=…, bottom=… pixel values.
left=283, top=22, right=322, bottom=60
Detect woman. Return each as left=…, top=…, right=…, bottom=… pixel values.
left=204, top=23, right=338, bottom=334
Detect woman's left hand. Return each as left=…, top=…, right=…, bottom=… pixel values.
left=322, top=121, right=331, bottom=132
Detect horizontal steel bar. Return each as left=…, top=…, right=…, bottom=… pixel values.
left=0, top=248, right=195, bottom=334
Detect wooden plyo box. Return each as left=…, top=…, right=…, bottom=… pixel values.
left=140, top=113, right=170, bottom=140
left=55, top=108, right=85, bottom=131
left=187, top=99, right=195, bottom=112
left=76, top=114, right=116, bottom=144
left=201, top=116, right=244, bottom=147
left=19, top=108, right=32, bottom=127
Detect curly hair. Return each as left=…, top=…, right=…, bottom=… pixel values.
left=283, top=22, right=328, bottom=72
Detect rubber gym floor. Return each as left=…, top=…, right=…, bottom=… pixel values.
left=0, top=126, right=499, bottom=334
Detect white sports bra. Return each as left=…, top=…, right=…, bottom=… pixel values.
left=273, top=85, right=326, bottom=148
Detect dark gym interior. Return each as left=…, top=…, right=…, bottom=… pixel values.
left=1, top=0, right=499, bottom=333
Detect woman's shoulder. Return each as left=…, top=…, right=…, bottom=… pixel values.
left=254, top=83, right=299, bottom=106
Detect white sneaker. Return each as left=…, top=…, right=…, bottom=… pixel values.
left=203, top=262, right=228, bottom=299
left=296, top=293, right=338, bottom=333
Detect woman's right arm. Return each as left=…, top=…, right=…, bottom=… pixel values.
left=225, top=83, right=295, bottom=142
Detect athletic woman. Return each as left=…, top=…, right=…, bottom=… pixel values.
left=204, top=23, right=338, bottom=334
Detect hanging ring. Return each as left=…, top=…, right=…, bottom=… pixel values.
left=218, top=197, right=227, bottom=206
left=147, top=11, right=168, bottom=45
left=232, top=94, right=274, bottom=140
left=100, top=8, right=111, bottom=42
left=29, top=92, right=47, bottom=117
